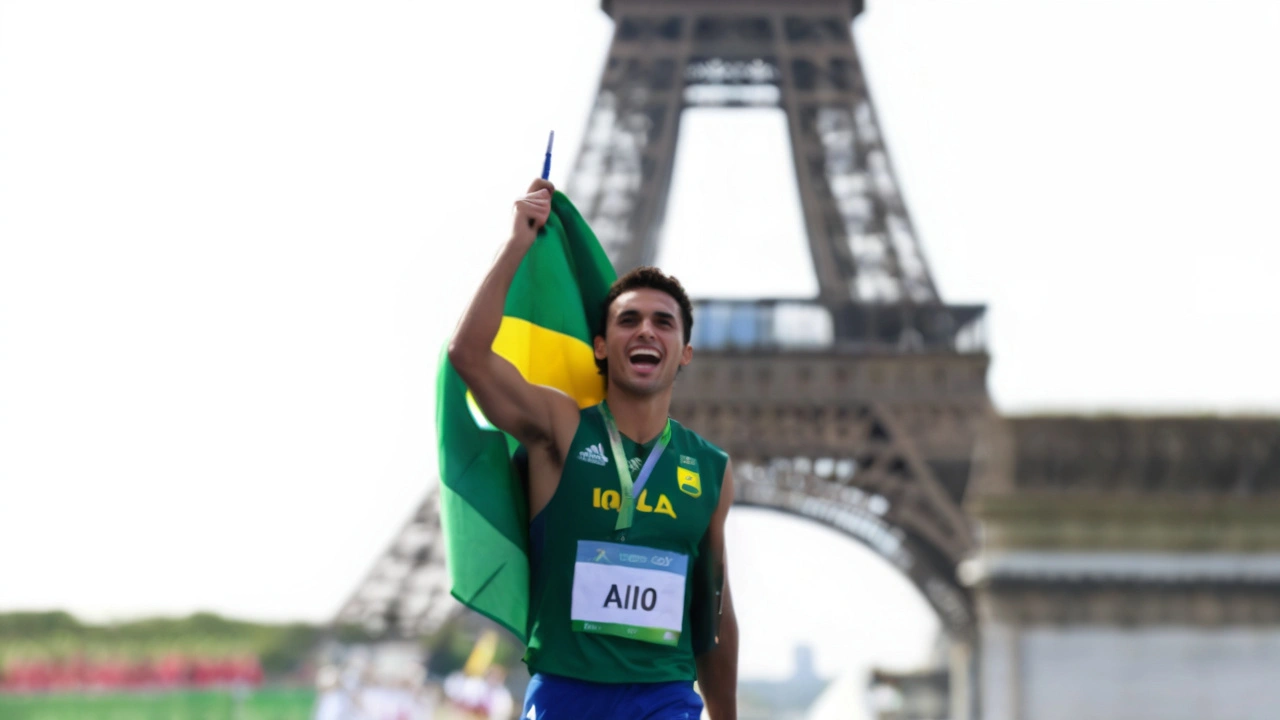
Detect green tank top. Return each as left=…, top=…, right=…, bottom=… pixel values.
left=523, top=403, right=729, bottom=684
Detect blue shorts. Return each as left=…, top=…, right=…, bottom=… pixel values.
left=522, top=672, right=704, bottom=720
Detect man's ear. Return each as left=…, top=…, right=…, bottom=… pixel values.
left=594, top=335, right=607, bottom=361
left=680, top=343, right=693, bottom=366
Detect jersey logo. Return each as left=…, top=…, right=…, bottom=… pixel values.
left=577, top=443, right=609, bottom=466
left=677, top=467, right=701, bottom=498
left=629, top=456, right=643, bottom=473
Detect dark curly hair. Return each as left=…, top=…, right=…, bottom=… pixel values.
left=595, top=266, right=694, bottom=376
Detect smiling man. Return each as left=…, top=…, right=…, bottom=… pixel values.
left=447, top=179, right=738, bottom=720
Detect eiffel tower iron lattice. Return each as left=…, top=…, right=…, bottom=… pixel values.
left=336, top=0, right=994, bottom=642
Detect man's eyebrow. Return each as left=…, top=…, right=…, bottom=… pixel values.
left=615, top=308, right=676, bottom=322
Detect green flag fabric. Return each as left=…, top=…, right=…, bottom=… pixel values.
left=436, top=192, right=617, bottom=642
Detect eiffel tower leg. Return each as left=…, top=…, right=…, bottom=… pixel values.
left=334, top=486, right=456, bottom=638
left=567, top=14, right=695, bottom=272
left=775, top=11, right=939, bottom=307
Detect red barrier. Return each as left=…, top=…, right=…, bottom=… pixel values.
left=0, top=655, right=263, bottom=693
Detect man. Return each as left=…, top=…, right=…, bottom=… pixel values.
left=447, top=179, right=738, bottom=720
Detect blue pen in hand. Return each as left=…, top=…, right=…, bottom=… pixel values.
left=542, top=130, right=555, bottom=180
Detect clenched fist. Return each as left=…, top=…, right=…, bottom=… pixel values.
left=513, top=178, right=555, bottom=244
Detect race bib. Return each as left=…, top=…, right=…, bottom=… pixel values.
left=570, top=540, right=688, bottom=646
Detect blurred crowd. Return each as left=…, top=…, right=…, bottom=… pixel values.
left=312, top=634, right=515, bottom=720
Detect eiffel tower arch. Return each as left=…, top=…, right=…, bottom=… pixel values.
left=340, top=1, right=990, bottom=716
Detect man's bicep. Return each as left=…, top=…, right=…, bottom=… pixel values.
left=460, top=352, right=576, bottom=447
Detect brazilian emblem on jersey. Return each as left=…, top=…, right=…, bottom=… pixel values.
left=677, top=455, right=701, bottom=498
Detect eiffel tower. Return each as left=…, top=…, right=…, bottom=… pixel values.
left=337, top=0, right=993, bottom=647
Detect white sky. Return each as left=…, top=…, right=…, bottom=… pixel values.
left=1, top=0, right=1278, bottom=682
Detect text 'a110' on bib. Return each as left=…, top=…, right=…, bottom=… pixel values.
left=569, top=541, right=689, bottom=646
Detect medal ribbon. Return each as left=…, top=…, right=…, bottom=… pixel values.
left=598, top=403, right=672, bottom=531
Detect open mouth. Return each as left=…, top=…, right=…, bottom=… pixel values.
left=628, top=348, right=662, bottom=371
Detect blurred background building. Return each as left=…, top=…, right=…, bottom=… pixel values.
left=965, top=416, right=1280, bottom=720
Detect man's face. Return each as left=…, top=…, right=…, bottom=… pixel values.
left=594, top=288, right=692, bottom=396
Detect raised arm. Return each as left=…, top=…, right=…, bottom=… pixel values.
left=696, top=461, right=739, bottom=720
left=446, top=179, right=580, bottom=452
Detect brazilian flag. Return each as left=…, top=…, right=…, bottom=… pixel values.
left=436, top=191, right=616, bottom=642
